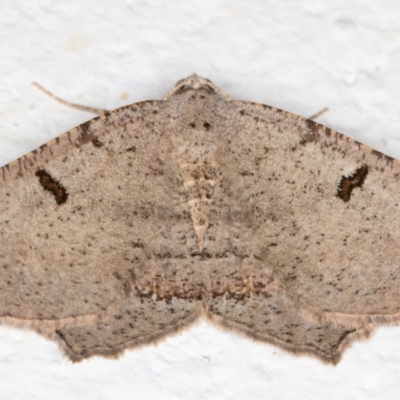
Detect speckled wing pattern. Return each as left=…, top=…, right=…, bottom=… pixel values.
left=0, top=75, right=399, bottom=363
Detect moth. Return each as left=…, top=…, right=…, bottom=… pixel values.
left=0, top=75, right=398, bottom=364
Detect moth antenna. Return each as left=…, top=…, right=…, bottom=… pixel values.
left=32, top=82, right=107, bottom=116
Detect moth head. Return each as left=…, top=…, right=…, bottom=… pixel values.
left=163, top=74, right=231, bottom=101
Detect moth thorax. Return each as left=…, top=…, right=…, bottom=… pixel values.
left=178, top=160, right=217, bottom=251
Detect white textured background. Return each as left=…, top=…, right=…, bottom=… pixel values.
left=1, top=1, right=400, bottom=399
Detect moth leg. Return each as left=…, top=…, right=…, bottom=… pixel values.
left=55, top=296, right=202, bottom=361
left=32, top=82, right=108, bottom=115
left=206, top=288, right=371, bottom=364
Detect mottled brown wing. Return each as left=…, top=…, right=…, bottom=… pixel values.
left=206, top=286, right=371, bottom=364
left=222, top=99, right=400, bottom=329
left=0, top=100, right=203, bottom=359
